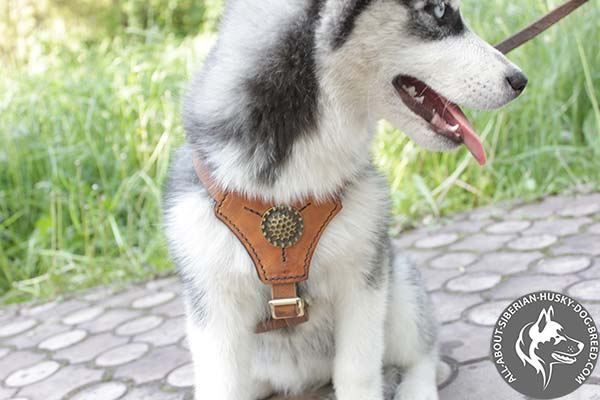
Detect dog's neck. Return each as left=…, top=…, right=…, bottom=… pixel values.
left=184, top=1, right=376, bottom=204
left=194, top=89, right=374, bottom=204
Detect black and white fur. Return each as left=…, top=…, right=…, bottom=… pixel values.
left=164, top=1, right=526, bottom=399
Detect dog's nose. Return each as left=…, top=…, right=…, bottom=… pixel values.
left=507, top=71, right=528, bottom=94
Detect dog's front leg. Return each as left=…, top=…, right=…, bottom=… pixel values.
left=333, top=283, right=387, bottom=400
left=187, top=313, right=257, bottom=400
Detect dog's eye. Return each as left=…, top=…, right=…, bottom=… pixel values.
left=433, top=3, right=446, bottom=19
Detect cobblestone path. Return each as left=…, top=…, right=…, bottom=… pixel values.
left=0, top=194, right=599, bottom=399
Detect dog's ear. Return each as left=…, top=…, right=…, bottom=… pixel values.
left=535, top=307, right=553, bottom=333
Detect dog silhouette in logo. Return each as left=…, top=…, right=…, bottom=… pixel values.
left=515, top=306, right=584, bottom=389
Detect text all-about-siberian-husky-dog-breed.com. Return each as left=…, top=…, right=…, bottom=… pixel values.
left=164, top=0, right=528, bottom=399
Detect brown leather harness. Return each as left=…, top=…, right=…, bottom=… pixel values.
left=193, top=156, right=343, bottom=333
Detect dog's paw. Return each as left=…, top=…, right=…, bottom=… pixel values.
left=394, top=380, right=438, bottom=400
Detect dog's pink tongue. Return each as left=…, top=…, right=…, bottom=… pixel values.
left=444, top=103, right=487, bottom=166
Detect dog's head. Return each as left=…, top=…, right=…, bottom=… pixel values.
left=516, top=306, right=584, bottom=388
left=319, top=0, right=528, bottom=165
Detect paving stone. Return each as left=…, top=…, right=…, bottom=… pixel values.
left=508, top=196, right=570, bottom=220
left=534, top=256, right=592, bottom=275
left=430, top=252, right=478, bottom=270
left=167, top=362, right=194, bottom=388
left=446, top=272, right=502, bottom=293
left=554, top=384, right=600, bottom=399
left=121, top=385, right=186, bottom=400
left=0, top=319, right=37, bottom=338
left=524, top=217, right=592, bottom=236
left=54, top=332, right=128, bottom=364
left=588, top=223, right=600, bottom=234
left=180, top=337, right=190, bottom=350
left=79, top=308, right=142, bottom=334
left=568, top=279, right=600, bottom=301
left=146, top=276, right=180, bottom=290
left=467, top=251, right=543, bottom=275
left=154, top=299, right=186, bottom=318
left=468, top=206, right=505, bottom=221
left=0, top=348, right=10, bottom=359
left=82, top=286, right=116, bottom=302
left=558, top=201, right=600, bottom=217
left=114, top=346, right=191, bottom=384
left=485, top=220, right=531, bottom=234
left=0, top=351, right=46, bottom=381
left=132, top=292, right=176, bottom=309
left=71, top=381, right=128, bottom=400
left=439, top=219, right=492, bottom=234
left=414, top=233, right=459, bottom=249
left=17, top=364, right=102, bottom=400
left=440, top=322, right=492, bottom=362
left=420, top=268, right=463, bottom=292
left=0, top=310, right=16, bottom=326
left=5, top=360, right=60, bottom=387
left=507, top=234, right=557, bottom=251
left=43, top=299, right=90, bottom=322
left=580, top=259, right=600, bottom=280
left=437, top=359, right=453, bottom=387
left=0, top=385, right=17, bottom=399
left=466, top=300, right=511, bottom=326
left=393, top=230, right=429, bottom=248
left=96, top=343, right=150, bottom=367
left=116, top=316, right=164, bottom=336
left=450, top=234, right=514, bottom=252
left=38, top=329, right=87, bottom=351
left=489, top=274, right=580, bottom=300
left=135, top=316, right=186, bottom=347
left=552, top=234, right=600, bottom=256
left=4, top=320, right=66, bottom=350
left=404, top=250, right=441, bottom=266
left=99, top=287, right=148, bottom=308
left=62, top=306, right=104, bottom=325
left=20, top=302, right=57, bottom=317
left=430, top=292, right=482, bottom=324
left=440, top=360, right=527, bottom=399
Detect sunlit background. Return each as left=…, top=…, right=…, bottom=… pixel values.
left=1, top=0, right=598, bottom=302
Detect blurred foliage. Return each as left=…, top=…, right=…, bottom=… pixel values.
left=0, top=0, right=223, bottom=66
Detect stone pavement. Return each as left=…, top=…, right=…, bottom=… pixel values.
left=0, top=193, right=599, bottom=400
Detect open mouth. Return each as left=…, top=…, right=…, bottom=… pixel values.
left=552, top=352, right=577, bottom=364
left=393, top=75, right=487, bottom=166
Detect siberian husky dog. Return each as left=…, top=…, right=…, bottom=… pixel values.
left=164, top=0, right=527, bottom=399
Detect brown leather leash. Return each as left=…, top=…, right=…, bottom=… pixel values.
left=495, top=0, right=589, bottom=54
left=193, top=156, right=342, bottom=333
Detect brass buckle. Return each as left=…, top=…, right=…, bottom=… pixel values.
left=269, top=297, right=305, bottom=320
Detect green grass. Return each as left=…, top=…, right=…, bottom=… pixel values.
left=1, top=0, right=599, bottom=303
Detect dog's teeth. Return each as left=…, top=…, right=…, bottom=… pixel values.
left=402, top=85, right=418, bottom=97
left=415, top=96, right=424, bottom=104
left=448, top=124, right=459, bottom=132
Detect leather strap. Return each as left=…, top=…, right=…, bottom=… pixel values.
left=495, top=0, right=588, bottom=54
left=192, top=155, right=343, bottom=333
left=255, top=284, right=309, bottom=333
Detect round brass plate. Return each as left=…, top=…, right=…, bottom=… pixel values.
left=261, top=205, right=304, bottom=248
